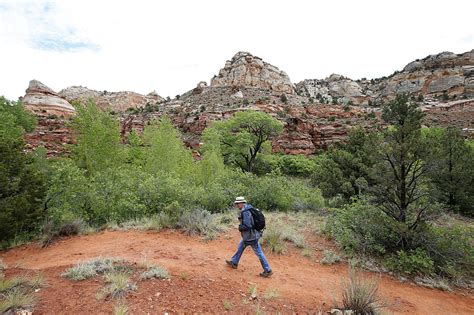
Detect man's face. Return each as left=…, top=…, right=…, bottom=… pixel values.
left=234, top=202, right=244, bottom=210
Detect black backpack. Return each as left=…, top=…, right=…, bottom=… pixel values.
left=248, top=207, right=266, bottom=232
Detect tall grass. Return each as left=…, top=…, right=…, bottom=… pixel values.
left=0, top=288, right=36, bottom=313
left=337, top=268, right=382, bottom=315
left=100, top=271, right=136, bottom=299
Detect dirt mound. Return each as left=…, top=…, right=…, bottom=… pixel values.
left=1, top=230, right=473, bottom=314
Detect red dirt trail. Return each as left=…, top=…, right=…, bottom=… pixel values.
left=1, top=229, right=473, bottom=314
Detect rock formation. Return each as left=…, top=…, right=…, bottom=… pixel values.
left=211, top=52, right=295, bottom=94
left=20, top=49, right=474, bottom=157
left=296, top=50, right=474, bottom=105
left=22, top=80, right=75, bottom=117
left=21, top=80, right=75, bottom=156
left=59, top=86, right=165, bottom=112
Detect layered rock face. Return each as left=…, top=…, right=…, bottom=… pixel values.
left=59, top=86, right=164, bottom=112
left=22, top=80, right=76, bottom=117
left=21, top=50, right=474, bottom=157
left=296, top=50, right=474, bottom=105
left=211, top=52, right=295, bottom=94
left=21, top=80, right=75, bottom=156
left=118, top=86, right=380, bottom=154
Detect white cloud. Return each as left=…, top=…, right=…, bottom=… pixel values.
left=0, top=0, right=473, bottom=100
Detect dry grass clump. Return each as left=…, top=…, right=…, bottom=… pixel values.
left=335, top=268, right=383, bottom=315
left=97, top=271, right=137, bottom=300
left=0, top=288, right=36, bottom=313
left=321, top=250, right=342, bottom=265
left=178, top=209, right=226, bottom=240
left=261, top=226, right=286, bottom=254
left=108, top=213, right=173, bottom=232
left=139, top=265, right=170, bottom=280
left=301, top=248, right=312, bottom=258
left=62, top=257, right=124, bottom=281
left=263, top=287, right=279, bottom=300
left=0, top=272, right=44, bottom=314
left=40, top=219, right=87, bottom=247
left=114, top=302, right=129, bottom=315
left=223, top=299, right=233, bottom=310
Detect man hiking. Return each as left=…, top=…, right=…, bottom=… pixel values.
left=226, top=196, right=273, bottom=277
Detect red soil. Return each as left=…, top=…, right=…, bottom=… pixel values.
left=1, top=229, right=473, bottom=314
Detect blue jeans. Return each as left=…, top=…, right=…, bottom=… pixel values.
left=231, top=240, right=271, bottom=272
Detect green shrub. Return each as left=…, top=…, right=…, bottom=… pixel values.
left=0, top=98, right=45, bottom=248
left=423, top=224, right=474, bottom=279
left=325, top=198, right=398, bottom=256
left=386, top=249, right=435, bottom=276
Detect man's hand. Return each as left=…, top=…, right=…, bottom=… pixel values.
left=238, top=224, right=249, bottom=232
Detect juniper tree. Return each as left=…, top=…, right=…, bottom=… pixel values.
left=370, top=94, right=430, bottom=247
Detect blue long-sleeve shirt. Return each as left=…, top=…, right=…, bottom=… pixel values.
left=238, top=204, right=261, bottom=244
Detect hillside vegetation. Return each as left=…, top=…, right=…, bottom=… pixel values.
left=1, top=94, right=473, bottom=313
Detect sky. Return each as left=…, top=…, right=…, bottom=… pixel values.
left=0, top=0, right=473, bottom=100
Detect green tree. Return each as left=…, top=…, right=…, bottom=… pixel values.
left=126, top=129, right=145, bottom=166
left=143, top=115, right=193, bottom=176
left=0, top=97, right=45, bottom=246
left=427, top=127, right=474, bottom=216
left=208, top=110, right=284, bottom=173
left=370, top=94, right=429, bottom=247
left=312, top=128, right=378, bottom=199
left=70, top=101, right=123, bottom=175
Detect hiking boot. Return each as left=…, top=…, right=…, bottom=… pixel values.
left=259, top=270, right=273, bottom=278
left=226, top=260, right=238, bottom=269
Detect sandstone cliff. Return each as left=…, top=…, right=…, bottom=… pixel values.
left=296, top=50, right=474, bottom=105
left=211, top=52, right=295, bottom=95
left=59, top=86, right=164, bottom=112
left=21, top=50, right=474, bottom=157
left=21, top=80, right=75, bottom=156
left=22, top=80, right=76, bottom=117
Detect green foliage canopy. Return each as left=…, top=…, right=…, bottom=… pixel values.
left=208, top=110, right=283, bottom=173
left=0, top=97, right=45, bottom=246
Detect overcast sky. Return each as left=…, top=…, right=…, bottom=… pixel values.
left=0, top=0, right=473, bottom=100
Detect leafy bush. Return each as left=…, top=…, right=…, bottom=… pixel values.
left=248, top=175, right=324, bottom=212
left=385, top=249, right=435, bottom=276
left=423, top=224, right=474, bottom=280
left=0, top=97, right=45, bottom=248
left=327, top=198, right=474, bottom=281
left=325, top=198, right=398, bottom=256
